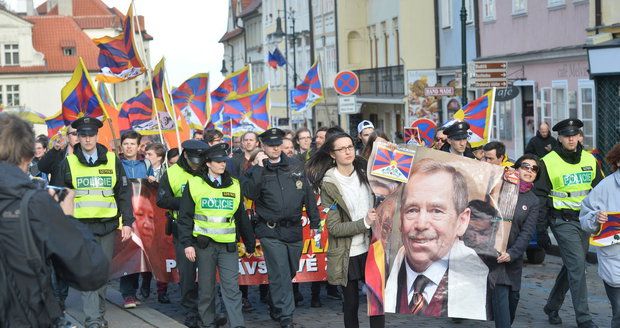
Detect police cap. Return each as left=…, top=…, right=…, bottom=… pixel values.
left=552, top=118, right=583, bottom=136
left=259, top=128, right=285, bottom=146
left=181, top=139, right=209, bottom=165
left=205, top=143, right=230, bottom=162
left=444, top=121, right=470, bottom=140
left=71, top=117, right=103, bottom=136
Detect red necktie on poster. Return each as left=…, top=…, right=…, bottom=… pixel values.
left=409, top=275, right=430, bottom=314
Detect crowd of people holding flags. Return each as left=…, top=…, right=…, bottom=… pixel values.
left=1, top=2, right=620, bottom=328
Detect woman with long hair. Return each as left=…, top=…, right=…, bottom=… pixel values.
left=489, top=154, right=541, bottom=327
left=306, top=132, right=384, bottom=328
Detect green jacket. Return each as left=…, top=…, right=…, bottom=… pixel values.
left=321, top=168, right=372, bottom=287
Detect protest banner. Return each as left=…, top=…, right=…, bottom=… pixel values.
left=111, top=180, right=328, bottom=284
left=590, top=212, right=620, bottom=247
left=365, top=143, right=519, bottom=320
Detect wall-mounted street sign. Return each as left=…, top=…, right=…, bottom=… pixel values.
left=473, top=61, right=508, bottom=88
left=424, top=86, right=454, bottom=97
left=334, top=71, right=359, bottom=96
left=495, top=85, right=520, bottom=102
left=338, top=96, right=359, bottom=114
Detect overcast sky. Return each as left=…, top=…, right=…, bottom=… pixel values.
left=6, top=0, right=228, bottom=87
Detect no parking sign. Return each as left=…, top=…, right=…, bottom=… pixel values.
left=333, top=71, right=359, bottom=96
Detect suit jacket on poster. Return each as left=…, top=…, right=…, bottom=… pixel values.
left=384, top=240, right=488, bottom=320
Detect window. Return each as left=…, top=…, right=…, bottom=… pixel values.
left=441, top=0, right=452, bottom=28
left=466, top=0, right=475, bottom=24
left=512, top=0, right=527, bottom=15
left=6, top=85, right=19, bottom=106
left=482, top=0, right=496, bottom=21
left=548, top=0, right=565, bottom=8
left=578, top=80, right=596, bottom=149
left=63, top=47, right=75, bottom=56
left=4, top=44, right=19, bottom=66
left=539, top=87, right=552, bottom=129
left=551, top=80, right=568, bottom=127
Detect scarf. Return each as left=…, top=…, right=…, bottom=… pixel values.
left=519, top=181, right=534, bottom=193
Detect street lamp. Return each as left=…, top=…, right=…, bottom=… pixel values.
left=460, top=0, right=468, bottom=105
left=220, top=59, right=228, bottom=76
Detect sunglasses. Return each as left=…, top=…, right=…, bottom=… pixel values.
left=519, top=162, right=539, bottom=173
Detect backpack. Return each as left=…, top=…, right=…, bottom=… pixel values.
left=0, top=189, right=60, bottom=327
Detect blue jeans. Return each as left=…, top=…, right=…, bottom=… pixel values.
left=492, top=284, right=520, bottom=327
left=604, top=281, right=620, bottom=328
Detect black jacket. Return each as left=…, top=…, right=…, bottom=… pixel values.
left=227, top=152, right=249, bottom=179
left=242, top=154, right=320, bottom=242
left=524, top=132, right=558, bottom=158
left=0, top=162, right=109, bottom=326
left=439, top=142, right=476, bottom=159
left=534, top=144, right=604, bottom=231
left=177, top=170, right=255, bottom=252
left=488, top=190, right=539, bottom=291
left=37, top=146, right=68, bottom=186
left=58, top=143, right=135, bottom=235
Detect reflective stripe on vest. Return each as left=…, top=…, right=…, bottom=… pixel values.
left=166, top=164, right=194, bottom=220
left=542, top=150, right=597, bottom=211
left=67, top=152, right=118, bottom=219
left=188, top=176, right=241, bottom=243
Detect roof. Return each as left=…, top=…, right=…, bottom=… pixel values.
left=231, top=0, right=253, bottom=18
left=238, top=0, right=261, bottom=18
left=36, top=0, right=112, bottom=16
left=0, top=16, right=99, bottom=74
left=219, top=27, right=244, bottom=43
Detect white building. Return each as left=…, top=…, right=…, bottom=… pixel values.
left=0, top=0, right=152, bottom=134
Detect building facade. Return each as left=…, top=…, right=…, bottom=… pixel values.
left=477, top=0, right=593, bottom=160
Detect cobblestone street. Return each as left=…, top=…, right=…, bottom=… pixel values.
left=134, top=254, right=612, bottom=328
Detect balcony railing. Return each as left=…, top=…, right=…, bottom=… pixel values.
left=353, top=65, right=404, bottom=97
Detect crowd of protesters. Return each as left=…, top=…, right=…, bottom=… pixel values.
left=2, top=110, right=619, bottom=328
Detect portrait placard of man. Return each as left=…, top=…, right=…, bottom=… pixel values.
left=383, top=158, right=489, bottom=319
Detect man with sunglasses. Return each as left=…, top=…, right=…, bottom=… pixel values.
left=58, top=117, right=135, bottom=328
left=535, top=118, right=603, bottom=328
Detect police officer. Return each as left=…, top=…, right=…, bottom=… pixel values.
left=440, top=121, right=475, bottom=158
left=243, top=128, right=320, bottom=328
left=156, top=140, right=207, bottom=327
left=535, top=118, right=603, bottom=328
left=178, top=142, right=255, bottom=328
left=58, top=117, right=134, bottom=328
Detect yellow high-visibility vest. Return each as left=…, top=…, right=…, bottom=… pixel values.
left=67, top=152, right=118, bottom=219
left=543, top=150, right=597, bottom=211
left=166, top=164, right=195, bottom=220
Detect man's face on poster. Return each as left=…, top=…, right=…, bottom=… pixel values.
left=400, top=170, right=471, bottom=272
left=462, top=218, right=492, bottom=252
left=133, top=192, right=156, bottom=248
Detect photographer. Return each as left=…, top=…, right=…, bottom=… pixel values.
left=0, top=113, right=109, bottom=326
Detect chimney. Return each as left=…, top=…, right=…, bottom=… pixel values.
left=58, top=0, right=73, bottom=16
left=25, top=0, right=35, bottom=16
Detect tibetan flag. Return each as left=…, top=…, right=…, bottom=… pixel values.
left=45, top=111, right=65, bottom=138
left=268, top=47, right=286, bottom=69
left=172, top=73, right=209, bottom=130
left=93, top=3, right=145, bottom=83
left=119, top=89, right=175, bottom=135
left=209, top=66, right=251, bottom=126
left=365, top=240, right=387, bottom=315
left=403, top=127, right=422, bottom=145
left=370, top=145, right=415, bottom=183
left=219, top=84, right=271, bottom=136
left=291, top=61, right=323, bottom=113
left=590, top=212, right=620, bottom=247
left=151, top=58, right=174, bottom=114
left=60, top=57, right=109, bottom=125
left=453, top=89, right=495, bottom=147
left=2, top=107, right=46, bottom=124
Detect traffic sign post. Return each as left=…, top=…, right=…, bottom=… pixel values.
left=472, top=61, right=508, bottom=88
left=334, top=71, right=359, bottom=96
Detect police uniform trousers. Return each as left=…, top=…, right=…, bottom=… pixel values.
left=260, top=237, right=302, bottom=322
left=82, top=229, right=116, bottom=325
left=545, top=217, right=592, bottom=324
left=196, top=241, right=244, bottom=328
left=173, top=235, right=199, bottom=317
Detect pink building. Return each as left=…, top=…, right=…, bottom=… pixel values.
left=476, top=0, right=594, bottom=159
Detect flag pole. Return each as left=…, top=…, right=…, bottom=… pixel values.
left=163, top=61, right=183, bottom=153
left=101, top=82, right=120, bottom=156
left=132, top=1, right=166, bottom=147
left=488, top=87, right=497, bottom=141
left=317, top=55, right=329, bottom=131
